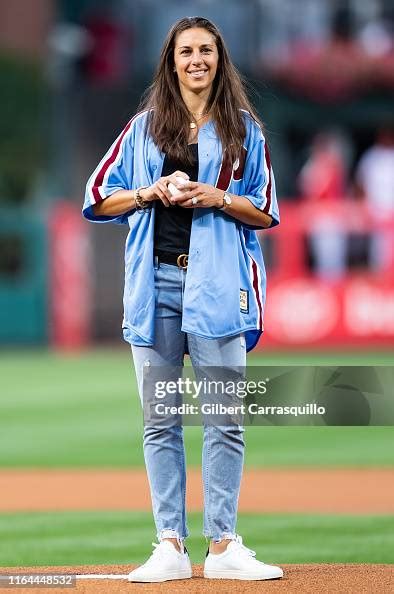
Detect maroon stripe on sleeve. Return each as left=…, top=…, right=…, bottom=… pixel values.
left=262, top=143, right=272, bottom=214
left=90, top=114, right=137, bottom=203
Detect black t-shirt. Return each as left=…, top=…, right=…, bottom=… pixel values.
left=154, top=143, right=198, bottom=254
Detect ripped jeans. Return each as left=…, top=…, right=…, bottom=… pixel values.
left=131, top=262, right=246, bottom=543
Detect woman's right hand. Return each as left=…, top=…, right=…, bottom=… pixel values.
left=140, top=171, right=190, bottom=207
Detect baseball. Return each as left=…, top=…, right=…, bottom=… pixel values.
left=168, top=175, right=189, bottom=197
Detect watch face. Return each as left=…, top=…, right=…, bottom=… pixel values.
left=224, top=193, right=232, bottom=205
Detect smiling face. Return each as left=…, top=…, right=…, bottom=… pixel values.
left=173, top=27, right=219, bottom=98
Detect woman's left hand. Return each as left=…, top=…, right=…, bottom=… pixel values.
left=170, top=182, right=223, bottom=209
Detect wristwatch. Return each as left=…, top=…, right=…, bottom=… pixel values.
left=219, top=192, right=232, bottom=210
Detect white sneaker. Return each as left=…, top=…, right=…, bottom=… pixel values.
left=128, top=540, right=192, bottom=583
left=204, top=535, right=283, bottom=581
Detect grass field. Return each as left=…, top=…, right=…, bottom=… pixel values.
left=1, top=348, right=393, bottom=468
left=1, top=511, right=393, bottom=566
left=0, top=348, right=393, bottom=567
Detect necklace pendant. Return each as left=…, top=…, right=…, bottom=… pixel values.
left=190, top=122, right=197, bottom=129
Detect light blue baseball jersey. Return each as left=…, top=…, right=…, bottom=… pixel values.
left=83, top=109, right=279, bottom=351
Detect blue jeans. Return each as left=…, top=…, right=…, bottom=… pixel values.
left=131, top=261, right=246, bottom=543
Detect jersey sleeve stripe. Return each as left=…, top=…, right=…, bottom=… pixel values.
left=88, top=111, right=145, bottom=204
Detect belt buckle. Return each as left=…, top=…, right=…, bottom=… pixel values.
left=176, top=254, right=189, bottom=269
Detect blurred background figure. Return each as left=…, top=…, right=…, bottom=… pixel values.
left=354, top=123, right=394, bottom=271
left=298, top=130, right=350, bottom=280
left=298, top=131, right=348, bottom=202
left=260, top=2, right=394, bottom=102
left=78, top=7, right=132, bottom=86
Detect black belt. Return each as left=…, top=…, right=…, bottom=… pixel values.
left=155, top=250, right=189, bottom=269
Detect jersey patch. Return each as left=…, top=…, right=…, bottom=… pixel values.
left=240, top=289, right=249, bottom=313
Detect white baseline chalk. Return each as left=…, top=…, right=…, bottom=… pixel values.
left=75, top=574, right=129, bottom=580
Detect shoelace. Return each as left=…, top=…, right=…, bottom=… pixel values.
left=142, top=542, right=172, bottom=566
left=232, top=535, right=257, bottom=558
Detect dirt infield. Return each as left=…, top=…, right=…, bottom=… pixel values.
left=0, top=564, right=393, bottom=593
left=1, top=468, right=394, bottom=513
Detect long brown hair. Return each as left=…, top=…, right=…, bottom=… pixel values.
left=138, top=16, right=263, bottom=165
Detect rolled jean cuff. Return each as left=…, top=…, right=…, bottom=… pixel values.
left=158, top=529, right=185, bottom=543
left=210, top=532, right=237, bottom=543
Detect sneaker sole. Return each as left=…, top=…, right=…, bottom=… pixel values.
left=128, top=569, right=192, bottom=583
left=204, top=569, right=283, bottom=581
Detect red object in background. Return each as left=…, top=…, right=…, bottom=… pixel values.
left=265, top=276, right=394, bottom=348
left=83, top=15, right=130, bottom=84
left=48, top=202, right=90, bottom=350
left=259, top=201, right=394, bottom=349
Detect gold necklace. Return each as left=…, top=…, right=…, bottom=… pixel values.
left=189, top=110, right=209, bottom=129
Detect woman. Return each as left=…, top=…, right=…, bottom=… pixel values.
left=83, top=16, right=282, bottom=583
